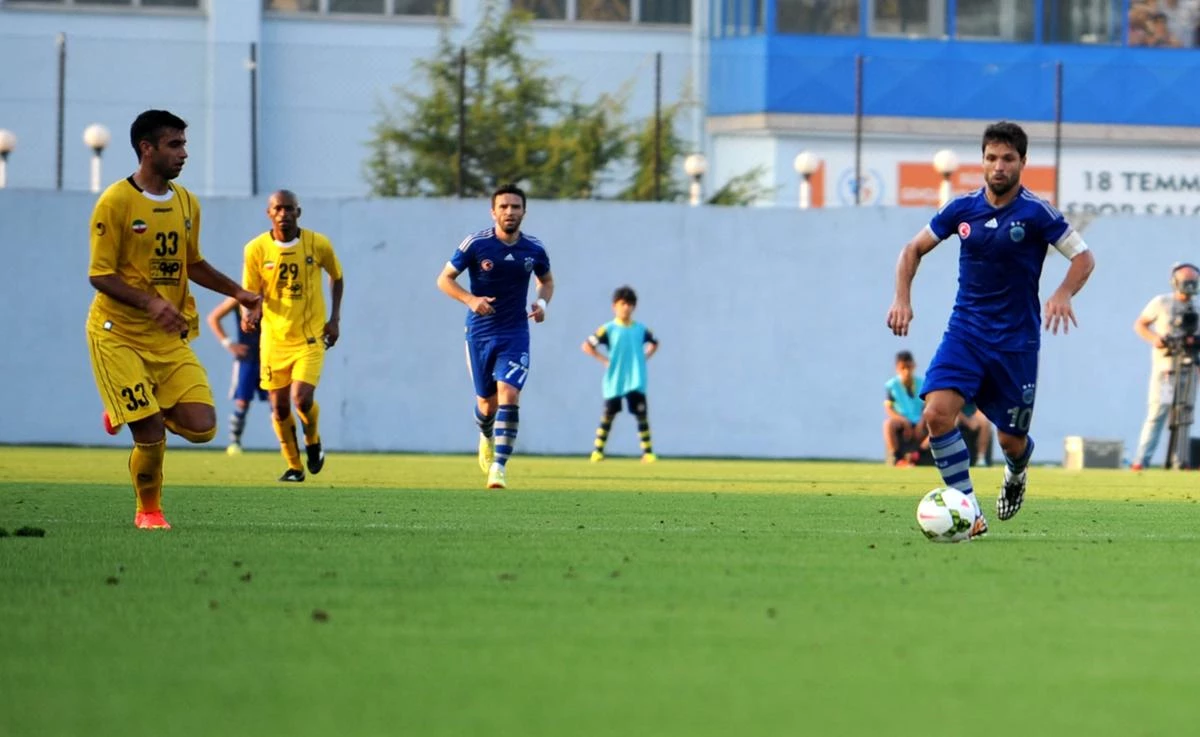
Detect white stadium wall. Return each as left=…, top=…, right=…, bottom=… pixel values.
left=0, top=189, right=1188, bottom=464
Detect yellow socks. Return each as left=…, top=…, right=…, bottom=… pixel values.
left=130, top=440, right=166, bottom=513
left=272, top=414, right=303, bottom=471
left=296, top=402, right=320, bottom=446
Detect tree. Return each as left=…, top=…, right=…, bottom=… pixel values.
left=365, top=1, right=767, bottom=206
left=365, top=4, right=629, bottom=199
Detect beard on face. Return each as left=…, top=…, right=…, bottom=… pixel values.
left=499, top=219, right=520, bottom=236
left=987, top=175, right=1017, bottom=197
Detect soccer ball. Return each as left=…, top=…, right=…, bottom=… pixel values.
left=916, top=488, right=977, bottom=543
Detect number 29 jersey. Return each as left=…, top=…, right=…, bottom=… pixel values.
left=87, top=177, right=203, bottom=350
left=243, top=229, right=342, bottom=350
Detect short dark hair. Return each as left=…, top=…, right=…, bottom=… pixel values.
left=981, top=121, right=1028, bottom=159
left=130, top=109, right=187, bottom=159
left=895, top=350, right=914, bottom=364
left=612, top=285, right=637, bottom=305
left=491, top=183, right=526, bottom=208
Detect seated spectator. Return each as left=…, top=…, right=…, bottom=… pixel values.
left=883, top=351, right=928, bottom=466
left=883, top=351, right=993, bottom=467
left=1147, top=10, right=1184, bottom=45
left=1129, top=1, right=1154, bottom=45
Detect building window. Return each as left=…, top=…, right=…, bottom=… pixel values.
left=641, top=0, right=689, bottom=23
left=510, top=0, right=687, bottom=23
left=263, top=0, right=447, bottom=14
left=776, top=0, right=859, bottom=35
left=955, top=0, right=1034, bottom=41
left=1043, top=0, right=1121, bottom=44
left=7, top=0, right=202, bottom=6
left=578, top=0, right=630, bottom=21
left=511, top=0, right=566, bottom=18
left=870, top=0, right=944, bottom=37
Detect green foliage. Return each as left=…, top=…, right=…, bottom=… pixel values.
left=617, top=98, right=687, bottom=202
left=365, top=5, right=629, bottom=199
left=365, top=1, right=766, bottom=205
left=706, top=165, right=777, bottom=206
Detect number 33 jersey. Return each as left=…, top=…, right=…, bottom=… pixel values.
left=87, top=177, right=203, bottom=349
left=243, top=229, right=342, bottom=350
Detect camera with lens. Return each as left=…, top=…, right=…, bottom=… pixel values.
left=1165, top=265, right=1200, bottom=358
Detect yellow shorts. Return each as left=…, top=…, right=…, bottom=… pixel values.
left=261, top=340, right=325, bottom=391
left=87, top=329, right=214, bottom=426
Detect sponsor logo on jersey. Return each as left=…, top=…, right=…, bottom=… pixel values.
left=152, top=207, right=173, bottom=213
left=504, top=253, right=515, bottom=261
left=481, top=259, right=494, bottom=271
left=1009, top=222, right=1026, bottom=242
left=150, top=258, right=183, bottom=285
left=957, top=222, right=971, bottom=239
left=984, top=218, right=999, bottom=229
left=132, top=219, right=148, bottom=234
left=523, top=257, right=534, bottom=272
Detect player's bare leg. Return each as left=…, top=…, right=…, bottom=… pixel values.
left=996, top=431, right=1033, bottom=521
left=270, top=388, right=305, bottom=482
left=923, top=390, right=987, bottom=538
left=162, top=402, right=217, bottom=443
left=128, top=413, right=171, bottom=530
left=293, top=381, right=324, bottom=475
left=476, top=395, right=497, bottom=473
left=487, top=383, right=521, bottom=489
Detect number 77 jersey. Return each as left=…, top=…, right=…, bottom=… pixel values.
left=87, top=177, right=203, bottom=349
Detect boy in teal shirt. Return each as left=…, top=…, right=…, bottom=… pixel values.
left=582, top=286, right=659, bottom=462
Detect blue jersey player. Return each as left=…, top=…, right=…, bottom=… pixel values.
left=582, top=285, right=659, bottom=463
left=207, top=296, right=268, bottom=455
left=887, top=121, right=1095, bottom=537
left=436, top=184, right=555, bottom=490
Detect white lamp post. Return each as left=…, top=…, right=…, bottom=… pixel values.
left=0, top=129, right=16, bottom=189
left=793, top=151, right=821, bottom=210
left=932, top=148, right=960, bottom=207
left=683, top=153, right=707, bottom=207
left=83, top=123, right=112, bottom=194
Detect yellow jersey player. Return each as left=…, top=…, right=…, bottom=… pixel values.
left=242, top=190, right=344, bottom=482
left=88, top=109, right=261, bottom=530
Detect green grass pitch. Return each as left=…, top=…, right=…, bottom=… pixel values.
left=2, top=447, right=1200, bottom=737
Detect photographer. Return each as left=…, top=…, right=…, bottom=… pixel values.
left=1132, top=263, right=1200, bottom=470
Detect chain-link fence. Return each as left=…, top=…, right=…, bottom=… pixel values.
left=0, top=32, right=698, bottom=199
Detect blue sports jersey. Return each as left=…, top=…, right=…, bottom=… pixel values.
left=884, top=375, right=924, bottom=424
left=928, top=186, right=1071, bottom=351
left=236, top=321, right=261, bottom=354
left=449, top=228, right=551, bottom=340
left=588, top=320, right=658, bottom=399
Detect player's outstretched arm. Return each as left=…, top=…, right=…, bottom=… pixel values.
left=90, top=274, right=188, bottom=335
left=1044, top=249, right=1095, bottom=335
left=190, top=260, right=261, bottom=312
left=528, top=271, right=554, bottom=322
left=207, top=296, right=247, bottom=358
left=582, top=339, right=608, bottom=365
left=887, top=227, right=941, bottom=337
left=437, top=263, right=494, bottom=315
left=324, top=276, right=344, bottom=348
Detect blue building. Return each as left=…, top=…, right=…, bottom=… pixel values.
left=1, top=0, right=1199, bottom=207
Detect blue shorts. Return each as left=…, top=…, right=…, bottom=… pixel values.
left=466, top=334, right=531, bottom=398
left=230, top=358, right=268, bottom=403
left=922, top=332, right=1038, bottom=437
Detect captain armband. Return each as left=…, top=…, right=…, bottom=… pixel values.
left=1053, top=230, right=1089, bottom=259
